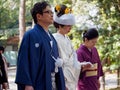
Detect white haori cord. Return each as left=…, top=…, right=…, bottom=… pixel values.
left=51, top=55, right=63, bottom=90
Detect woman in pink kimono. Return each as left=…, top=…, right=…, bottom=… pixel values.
left=77, top=28, right=104, bottom=90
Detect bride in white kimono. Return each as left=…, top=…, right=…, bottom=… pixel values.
left=53, top=5, right=81, bottom=90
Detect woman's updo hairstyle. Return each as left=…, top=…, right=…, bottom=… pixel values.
left=54, top=5, right=72, bottom=28
left=55, top=5, right=67, bottom=17
left=83, top=28, right=99, bottom=42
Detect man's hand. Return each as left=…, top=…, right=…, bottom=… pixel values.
left=2, top=83, right=9, bottom=90
left=25, top=85, right=34, bottom=90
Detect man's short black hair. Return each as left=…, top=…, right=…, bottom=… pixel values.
left=30, top=1, right=50, bottom=24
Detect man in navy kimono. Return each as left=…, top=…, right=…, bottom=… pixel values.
left=15, top=1, right=65, bottom=90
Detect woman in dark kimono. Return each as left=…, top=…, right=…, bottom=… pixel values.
left=77, top=28, right=104, bottom=90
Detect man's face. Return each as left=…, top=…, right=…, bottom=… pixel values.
left=37, top=6, right=53, bottom=25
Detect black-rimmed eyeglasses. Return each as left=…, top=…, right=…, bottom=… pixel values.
left=43, top=10, right=53, bottom=14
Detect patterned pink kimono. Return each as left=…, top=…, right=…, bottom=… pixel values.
left=77, top=44, right=104, bottom=90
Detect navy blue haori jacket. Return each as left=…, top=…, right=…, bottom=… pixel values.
left=15, top=24, right=65, bottom=90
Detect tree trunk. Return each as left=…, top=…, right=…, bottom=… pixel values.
left=117, top=67, right=120, bottom=88
left=19, top=0, right=26, bottom=43
left=30, top=0, right=34, bottom=28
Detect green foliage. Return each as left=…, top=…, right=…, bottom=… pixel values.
left=52, top=0, right=72, bottom=7
left=95, top=0, right=120, bottom=70
left=98, top=0, right=120, bottom=20
left=0, top=0, right=19, bottom=29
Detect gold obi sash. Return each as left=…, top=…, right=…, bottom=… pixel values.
left=86, top=63, right=98, bottom=77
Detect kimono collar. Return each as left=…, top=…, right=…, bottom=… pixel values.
left=35, top=24, right=51, bottom=40
left=35, top=24, right=48, bottom=32
left=56, top=32, right=68, bottom=38
left=80, top=44, right=92, bottom=52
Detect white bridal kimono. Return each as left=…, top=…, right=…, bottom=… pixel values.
left=53, top=33, right=81, bottom=90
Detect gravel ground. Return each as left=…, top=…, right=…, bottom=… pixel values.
left=8, top=67, right=119, bottom=90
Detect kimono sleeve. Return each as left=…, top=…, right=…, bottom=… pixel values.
left=76, top=49, right=86, bottom=79
left=15, top=32, right=32, bottom=86
left=76, top=49, right=84, bottom=62
left=95, top=49, right=104, bottom=78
